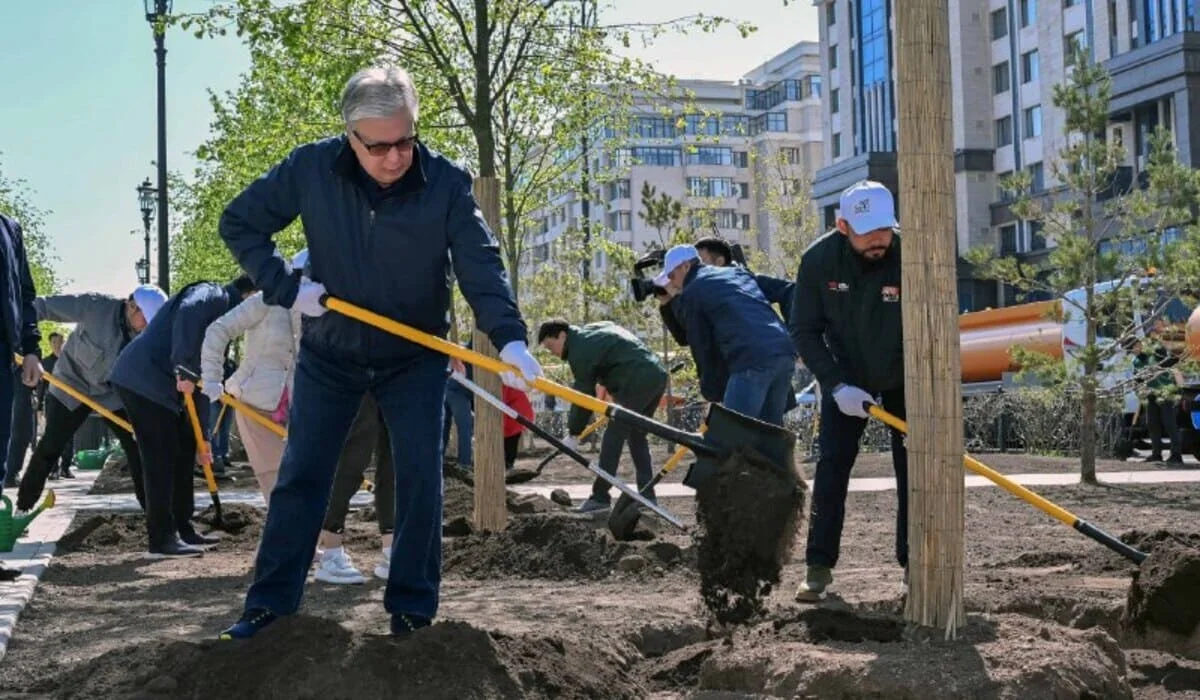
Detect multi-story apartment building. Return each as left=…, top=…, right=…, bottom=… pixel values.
left=813, top=0, right=1200, bottom=310
left=524, top=40, right=825, bottom=277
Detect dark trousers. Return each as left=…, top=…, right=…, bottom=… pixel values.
left=117, top=388, right=198, bottom=548
left=1146, top=395, right=1182, bottom=460
left=323, top=394, right=396, bottom=535
left=806, top=389, right=908, bottom=569
left=504, top=433, right=520, bottom=469
left=442, top=388, right=474, bottom=467
left=209, top=401, right=234, bottom=461
left=17, top=394, right=145, bottom=511
left=6, top=378, right=34, bottom=486
left=245, top=347, right=447, bottom=621
left=0, top=360, right=16, bottom=493
left=591, top=381, right=665, bottom=503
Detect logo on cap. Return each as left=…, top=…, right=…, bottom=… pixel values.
left=853, top=198, right=871, bottom=215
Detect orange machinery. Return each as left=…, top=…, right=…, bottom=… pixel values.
left=959, top=300, right=1063, bottom=383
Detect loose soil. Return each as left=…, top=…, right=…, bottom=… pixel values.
left=5, top=458, right=1200, bottom=698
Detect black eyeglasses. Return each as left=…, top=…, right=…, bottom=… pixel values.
left=353, top=130, right=418, bottom=156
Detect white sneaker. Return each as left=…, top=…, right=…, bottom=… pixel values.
left=374, top=549, right=391, bottom=581
left=313, top=546, right=366, bottom=584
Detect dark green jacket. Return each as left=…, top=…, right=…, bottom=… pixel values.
left=789, top=230, right=904, bottom=394
left=563, top=322, right=667, bottom=435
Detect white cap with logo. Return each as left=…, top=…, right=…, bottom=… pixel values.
left=131, top=284, right=168, bottom=324
left=839, top=180, right=899, bottom=235
left=652, top=245, right=700, bottom=287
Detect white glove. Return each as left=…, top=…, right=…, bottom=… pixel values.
left=561, top=435, right=580, bottom=453
left=293, top=278, right=328, bottom=317
left=201, top=381, right=224, bottom=403
left=498, top=340, right=543, bottom=391
left=832, top=383, right=876, bottom=419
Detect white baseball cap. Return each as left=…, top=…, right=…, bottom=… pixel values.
left=839, top=180, right=899, bottom=234
left=653, top=245, right=700, bottom=287
left=130, top=284, right=168, bottom=324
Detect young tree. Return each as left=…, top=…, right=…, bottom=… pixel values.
left=967, top=52, right=1200, bottom=482
left=745, top=146, right=822, bottom=278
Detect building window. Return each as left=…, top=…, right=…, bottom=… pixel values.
left=1000, top=224, right=1019, bottom=254
left=996, top=170, right=1014, bottom=201
left=1029, top=221, right=1046, bottom=250
left=733, top=151, right=749, bottom=167
left=1020, top=0, right=1036, bottom=27
left=829, top=45, right=838, bottom=69
left=685, top=146, right=734, bottom=166
left=1065, top=30, right=1087, bottom=65
left=607, top=179, right=631, bottom=201
left=1027, top=161, right=1045, bottom=191
left=995, top=116, right=1014, bottom=147
left=721, top=115, right=749, bottom=136
left=833, top=133, right=842, bottom=158
left=615, top=147, right=681, bottom=167
left=830, top=88, right=840, bottom=114
left=1021, top=50, right=1039, bottom=83
left=687, top=177, right=737, bottom=198
left=738, top=182, right=750, bottom=199
left=826, top=2, right=836, bottom=26
left=856, top=0, right=895, bottom=153
left=993, top=61, right=1010, bottom=94
left=991, top=7, right=1009, bottom=39
left=1064, top=0, right=1079, bottom=6
left=1023, top=105, right=1042, bottom=138
left=607, top=211, right=631, bottom=231
left=780, top=147, right=801, bottom=165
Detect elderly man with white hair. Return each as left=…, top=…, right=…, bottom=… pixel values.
left=217, top=65, right=541, bottom=639
left=15, top=284, right=167, bottom=514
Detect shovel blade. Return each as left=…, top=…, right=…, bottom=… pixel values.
left=607, top=493, right=642, bottom=540
left=682, top=403, right=796, bottom=490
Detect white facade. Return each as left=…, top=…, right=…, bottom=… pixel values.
left=523, top=41, right=825, bottom=276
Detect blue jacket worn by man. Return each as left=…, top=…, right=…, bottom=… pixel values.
left=215, top=79, right=538, bottom=642
left=0, top=214, right=42, bottom=516
left=673, top=259, right=796, bottom=425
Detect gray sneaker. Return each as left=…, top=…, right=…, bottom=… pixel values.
left=794, top=565, right=833, bottom=602
left=575, top=497, right=610, bottom=513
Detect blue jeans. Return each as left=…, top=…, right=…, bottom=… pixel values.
left=722, top=355, right=795, bottom=426
left=208, top=401, right=233, bottom=461
left=442, top=388, right=474, bottom=467
left=0, top=360, right=16, bottom=493
left=244, top=346, right=448, bottom=620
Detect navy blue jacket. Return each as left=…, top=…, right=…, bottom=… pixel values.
left=675, top=264, right=796, bottom=401
left=109, top=282, right=244, bottom=417
left=0, top=214, right=42, bottom=359
left=219, top=137, right=527, bottom=368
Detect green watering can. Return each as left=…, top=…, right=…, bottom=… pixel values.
left=75, top=442, right=124, bottom=471
left=0, top=491, right=56, bottom=552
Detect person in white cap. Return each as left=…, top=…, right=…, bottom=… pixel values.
left=789, top=179, right=907, bottom=601
left=14, top=284, right=168, bottom=514
left=655, top=244, right=797, bottom=427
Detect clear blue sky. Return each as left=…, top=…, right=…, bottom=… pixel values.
left=0, top=0, right=815, bottom=298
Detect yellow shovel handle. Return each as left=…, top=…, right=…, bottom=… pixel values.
left=14, top=354, right=133, bottom=434
left=323, top=297, right=609, bottom=416
left=218, top=393, right=288, bottom=439
left=578, top=416, right=607, bottom=440
left=867, top=405, right=1076, bottom=526
left=182, top=392, right=219, bottom=494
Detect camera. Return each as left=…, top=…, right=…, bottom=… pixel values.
left=629, top=248, right=667, bottom=303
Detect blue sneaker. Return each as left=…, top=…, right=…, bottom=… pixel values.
left=219, top=608, right=277, bottom=640
left=390, top=613, right=431, bottom=637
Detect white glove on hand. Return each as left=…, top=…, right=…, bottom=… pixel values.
left=561, top=436, right=580, bottom=453
left=832, top=383, right=876, bottom=419
left=293, top=278, right=328, bottom=318
left=498, top=341, right=543, bottom=391
left=201, top=381, right=224, bottom=403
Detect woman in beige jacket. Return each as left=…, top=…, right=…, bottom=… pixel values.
left=200, top=289, right=297, bottom=501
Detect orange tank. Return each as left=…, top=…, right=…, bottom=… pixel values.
left=958, top=301, right=1064, bottom=383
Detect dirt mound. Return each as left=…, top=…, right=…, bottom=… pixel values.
left=55, top=513, right=146, bottom=554
left=36, top=615, right=643, bottom=699
left=443, top=514, right=689, bottom=581
left=644, top=611, right=1131, bottom=698
left=1123, top=540, right=1200, bottom=655
left=442, top=478, right=563, bottom=522
left=1121, top=529, right=1200, bottom=553
left=692, top=447, right=805, bottom=626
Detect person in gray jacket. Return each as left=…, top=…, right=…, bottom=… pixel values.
left=15, top=286, right=167, bottom=513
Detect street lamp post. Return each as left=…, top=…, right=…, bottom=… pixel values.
left=144, top=0, right=173, bottom=292
left=136, top=178, right=156, bottom=285
left=135, top=258, right=150, bottom=285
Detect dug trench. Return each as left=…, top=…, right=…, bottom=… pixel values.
left=9, top=474, right=1200, bottom=697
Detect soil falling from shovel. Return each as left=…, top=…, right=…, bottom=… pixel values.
left=693, top=447, right=806, bottom=625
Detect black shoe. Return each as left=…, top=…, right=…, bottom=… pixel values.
left=1165, top=455, right=1184, bottom=464
left=1142, top=455, right=1164, bottom=463
left=390, top=613, right=432, bottom=637
left=0, top=565, right=22, bottom=582
left=48, top=471, right=60, bottom=481
left=145, top=538, right=204, bottom=559
left=220, top=608, right=278, bottom=640
left=180, top=530, right=221, bottom=548
left=59, top=467, right=75, bottom=479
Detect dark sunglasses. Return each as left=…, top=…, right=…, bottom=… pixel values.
left=353, top=130, right=419, bottom=156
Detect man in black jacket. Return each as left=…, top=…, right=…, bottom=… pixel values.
left=217, top=65, right=541, bottom=640
left=0, top=213, right=44, bottom=581
left=789, top=180, right=907, bottom=601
